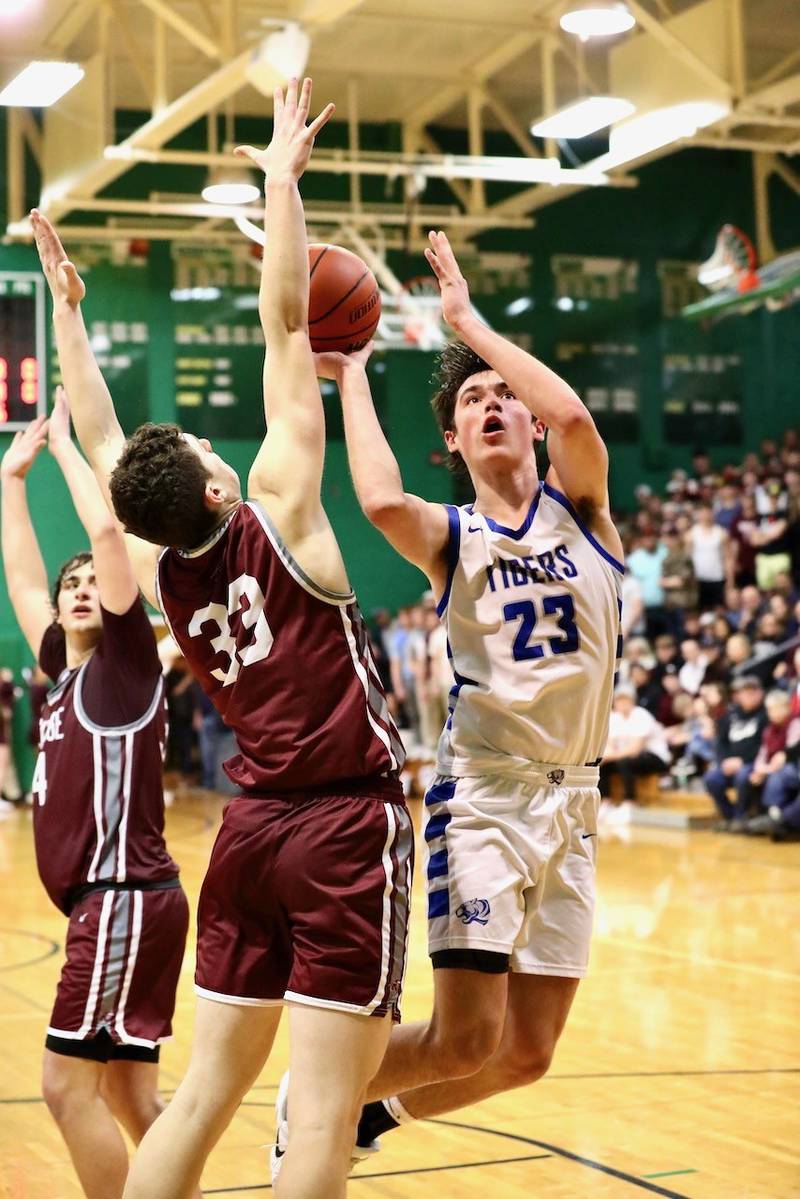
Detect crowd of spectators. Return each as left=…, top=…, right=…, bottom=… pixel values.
left=614, top=428, right=800, bottom=840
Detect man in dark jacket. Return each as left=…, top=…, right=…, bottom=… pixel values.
left=704, top=675, right=769, bottom=828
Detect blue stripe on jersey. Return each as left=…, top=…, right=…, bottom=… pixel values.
left=425, top=777, right=457, bottom=807
left=428, top=888, right=450, bottom=919
left=425, top=812, right=452, bottom=842
left=445, top=669, right=477, bottom=732
left=542, top=482, right=626, bottom=575
left=436, top=505, right=462, bottom=617
left=427, top=849, right=449, bottom=880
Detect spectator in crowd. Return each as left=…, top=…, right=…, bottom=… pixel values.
left=668, top=694, right=717, bottom=784
left=743, top=705, right=800, bottom=840
left=652, top=634, right=681, bottom=684
left=678, top=638, right=709, bottom=695
left=627, top=529, right=669, bottom=639
left=600, top=684, right=671, bottom=798
left=732, top=689, right=794, bottom=828
left=704, top=675, right=769, bottom=828
left=660, top=526, right=697, bottom=635
left=685, top=505, right=731, bottom=610
left=714, top=483, right=742, bottom=531
left=630, top=661, right=661, bottom=716
left=165, top=655, right=197, bottom=781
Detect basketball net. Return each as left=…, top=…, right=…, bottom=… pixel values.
left=375, top=276, right=448, bottom=351
left=697, top=224, right=759, bottom=294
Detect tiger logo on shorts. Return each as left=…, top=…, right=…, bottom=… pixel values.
left=456, top=898, right=491, bottom=926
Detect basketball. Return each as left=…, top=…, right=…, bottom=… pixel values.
left=308, top=244, right=381, bottom=353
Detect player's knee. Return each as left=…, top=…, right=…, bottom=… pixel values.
left=42, top=1060, right=90, bottom=1123
left=494, top=1035, right=555, bottom=1089
left=428, top=1017, right=503, bottom=1077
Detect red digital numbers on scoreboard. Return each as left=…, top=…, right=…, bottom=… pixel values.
left=20, top=355, right=38, bottom=405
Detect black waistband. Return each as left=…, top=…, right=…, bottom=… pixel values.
left=68, top=877, right=181, bottom=911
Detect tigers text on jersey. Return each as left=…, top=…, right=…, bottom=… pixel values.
left=436, top=481, right=623, bottom=777
left=34, top=652, right=175, bottom=916
left=156, top=501, right=404, bottom=793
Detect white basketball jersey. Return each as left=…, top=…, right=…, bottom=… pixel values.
left=436, top=481, right=623, bottom=778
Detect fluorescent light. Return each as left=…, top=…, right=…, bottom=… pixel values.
left=556, top=296, right=575, bottom=312
left=532, top=96, right=635, bottom=140
left=560, top=3, right=635, bottom=41
left=0, top=61, right=84, bottom=107
left=605, top=100, right=729, bottom=165
left=202, top=166, right=260, bottom=206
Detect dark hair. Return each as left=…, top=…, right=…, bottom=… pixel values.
left=430, top=341, right=492, bottom=474
left=109, top=423, right=216, bottom=549
left=52, top=551, right=93, bottom=609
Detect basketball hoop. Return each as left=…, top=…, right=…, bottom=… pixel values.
left=697, top=224, right=759, bottom=294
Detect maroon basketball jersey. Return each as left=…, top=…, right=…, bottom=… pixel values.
left=156, top=501, right=405, bottom=793
left=34, top=604, right=177, bottom=915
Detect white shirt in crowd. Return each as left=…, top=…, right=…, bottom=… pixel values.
left=607, top=704, right=671, bottom=764
left=678, top=654, right=709, bottom=695
left=687, top=523, right=726, bottom=582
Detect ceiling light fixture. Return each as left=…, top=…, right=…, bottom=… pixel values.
left=0, top=61, right=84, bottom=107
left=560, top=2, right=636, bottom=41
left=532, top=96, right=635, bottom=139
left=202, top=166, right=261, bottom=206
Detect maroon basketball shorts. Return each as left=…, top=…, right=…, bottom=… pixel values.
left=195, top=790, right=414, bottom=1020
left=46, top=883, right=189, bottom=1061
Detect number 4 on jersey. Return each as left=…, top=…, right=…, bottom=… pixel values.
left=32, top=753, right=47, bottom=806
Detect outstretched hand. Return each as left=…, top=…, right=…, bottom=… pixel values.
left=424, top=230, right=472, bottom=330
left=313, top=341, right=374, bottom=382
left=30, top=210, right=86, bottom=308
left=0, top=415, right=49, bottom=481
left=48, top=385, right=72, bottom=451
left=234, top=77, right=335, bottom=183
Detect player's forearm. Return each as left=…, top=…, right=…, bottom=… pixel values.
left=259, top=177, right=309, bottom=338
left=453, top=311, right=588, bottom=433
left=0, top=476, right=49, bottom=604
left=338, top=364, right=406, bottom=516
left=52, top=302, right=125, bottom=468
left=50, top=439, right=118, bottom=543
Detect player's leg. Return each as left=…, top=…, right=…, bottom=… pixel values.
left=42, top=1049, right=129, bottom=1199
left=364, top=962, right=508, bottom=1101
left=123, top=997, right=282, bottom=1199
left=100, top=1058, right=164, bottom=1142
left=276, top=1006, right=391, bottom=1199
left=369, top=972, right=578, bottom=1120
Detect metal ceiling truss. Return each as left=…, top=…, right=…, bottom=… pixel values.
left=4, top=0, right=800, bottom=261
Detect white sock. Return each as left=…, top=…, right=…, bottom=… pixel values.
left=383, top=1095, right=415, bottom=1125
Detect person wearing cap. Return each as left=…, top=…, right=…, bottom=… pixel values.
left=599, top=685, right=671, bottom=798
left=704, top=676, right=769, bottom=829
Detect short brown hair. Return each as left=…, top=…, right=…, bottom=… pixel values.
left=430, top=341, right=491, bottom=474
left=109, top=423, right=215, bottom=549
left=52, top=551, right=93, bottom=609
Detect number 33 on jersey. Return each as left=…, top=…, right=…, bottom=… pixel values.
left=435, top=481, right=624, bottom=778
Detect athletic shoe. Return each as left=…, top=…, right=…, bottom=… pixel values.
left=770, top=822, right=800, bottom=842
left=741, top=814, right=776, bottom=836
left=269, top=1071, right=290, bottom=1186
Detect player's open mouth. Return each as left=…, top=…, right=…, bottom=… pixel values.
left=72, top=605, right=92, bottom=616
left=482, top=416, right=504, bottom=435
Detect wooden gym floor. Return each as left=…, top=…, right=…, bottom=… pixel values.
left=1, top=792, right=798, bottom=1199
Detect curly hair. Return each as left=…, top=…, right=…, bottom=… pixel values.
left=430, top=341, right=491, bottom=474
left=52, top=551, right=93, bottom=610
left=109, top=423, right=216, bottom=549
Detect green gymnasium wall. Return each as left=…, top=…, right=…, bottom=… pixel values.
left=0, top=109, right=798, bottom=661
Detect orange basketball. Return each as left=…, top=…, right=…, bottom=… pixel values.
left=308, top=244, right=381, bottom=353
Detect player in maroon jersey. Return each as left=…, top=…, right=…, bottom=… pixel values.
left=0, top=391, right=193, bottom=1199
left=32, top=78, right=413, bottom=1199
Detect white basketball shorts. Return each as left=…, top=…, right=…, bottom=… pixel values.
left=424, top=765, right=600, bottom=978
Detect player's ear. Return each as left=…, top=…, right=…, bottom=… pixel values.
left=532, top=418, right=546, bottom=443
left=204, top=481, right=227, bottom=508
left=444, top=428, right=458, bottom=453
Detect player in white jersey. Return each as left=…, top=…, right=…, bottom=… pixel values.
left=316, top=230, right=624, bottom=1152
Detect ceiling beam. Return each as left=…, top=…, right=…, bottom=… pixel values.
left=481, top=89, right=541, bottom=159
left=751, top=46, right=800, bottom=93
left=137, top=0, right=221, bottom=60
left=625, top=0, right=732, bottom=97
left=295, top=0, right=367, bottom=23
left=42, top=0, right=104, bottom=54
left=401, top=30, right=542, bottom=128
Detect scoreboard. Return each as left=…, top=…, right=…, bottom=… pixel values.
left=0, top=272, right=46, bottom=428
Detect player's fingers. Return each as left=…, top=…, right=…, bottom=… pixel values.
left=424, top=247, right=444, bottom=280
left=296, top=77, right=312, bottom=123
left=307, top=102, right=335, bottom=139
left=273, top=84, right=284, bottom=121
left=284, top=76, right=298, bottom=118
left=233, top=145, right=259, bottom=164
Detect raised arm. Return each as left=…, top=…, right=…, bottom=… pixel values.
left=47, top=388, right=140, bottom=615
left=425, top=231, right=619, bottom=541
left=233, top=78, right=335, bottom=532
left=31, top=211, right=125, bottom=486
left=315, top=346, right=449, bottom=593
left=0, top=416, right=54, bottom=657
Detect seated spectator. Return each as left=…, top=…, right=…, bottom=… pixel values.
left=733, top=689, right=793, bottom=830
left=678, top=638, right=709, bottom=695
left=656, top=667, right=684, bottom=727
left=669, top=695, right=717, bottom=784
left=724, top=632, right=752, bottom=684
left=704, top=675, right=769, bottom=829
left=599, top=684, right=671, bottom=798
left=630, top=661, right=661, bottom=716
left=743, top=709, right=800, bottom=840
left=652, top=634, right=681, bottom=683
